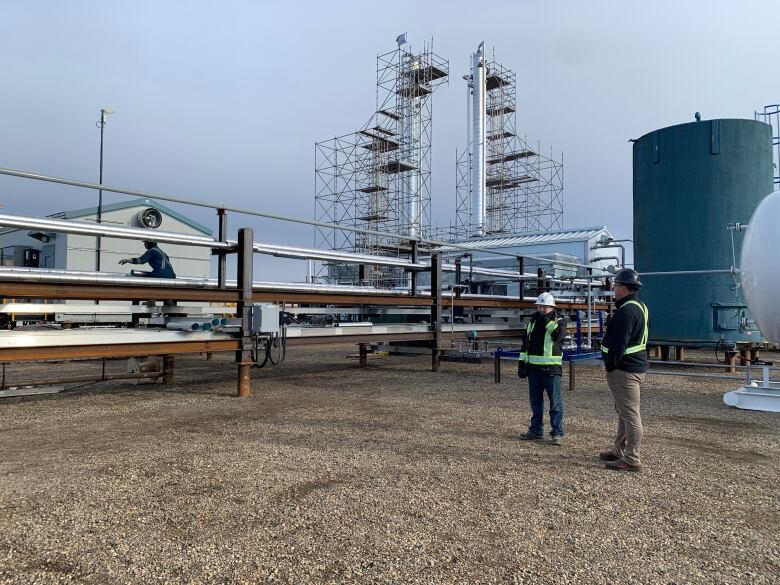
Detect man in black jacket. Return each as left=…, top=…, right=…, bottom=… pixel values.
left=600, top=268, right=649, bottom=472
left=517, top=292, right=565, bottom=445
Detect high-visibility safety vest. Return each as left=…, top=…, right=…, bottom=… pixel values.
left=519, top=318, right=562, bottom=366
left=602, top=300, right=649, bottom=355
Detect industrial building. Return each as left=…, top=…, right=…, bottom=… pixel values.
left=0, top=197, right=212, bottom=278
left=421, top=226, right=616, bottom=296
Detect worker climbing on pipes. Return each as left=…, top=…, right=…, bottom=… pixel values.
left=119, top=241, right=176, bottom=279
left=517, top=292, right=565, bottom=445
left=599, top=268, right=650, bottom=472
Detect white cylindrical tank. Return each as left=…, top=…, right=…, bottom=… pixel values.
left=740, top=189, right=780, bottom=344
left=470, top=42, right=486, bottom=237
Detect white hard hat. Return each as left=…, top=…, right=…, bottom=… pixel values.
left=535, top=292, right=556, bottom=307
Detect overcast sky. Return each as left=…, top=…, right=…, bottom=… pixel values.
left=1, top=0, right=777, bottom=280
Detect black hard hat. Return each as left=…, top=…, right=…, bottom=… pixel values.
left=613, top=268, right=642, bottom=288
left=143, top=240, right=157, bottom=248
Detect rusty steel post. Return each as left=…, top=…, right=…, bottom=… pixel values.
left=739, top=347, right=749, bottom=367
left=217, top=208, right=228, bottom=289
left=430, top=251, right=442, bottom=372
left=494, top=353, right=501, bottom=383
left=749, top=347, right=760, bottom=363
left=359, top=343, right=368, bottom=368
left=162, top=355, right=174, bottom=384
left=237, top=363, right=251, bottom=398
left=236, top=227, right=254, bottom=397
left=725, top=351, right=736, bottom=373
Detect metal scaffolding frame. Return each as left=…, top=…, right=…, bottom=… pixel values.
left=314, top=40, right=448, bottom=286
left=444, top=48, right=564, bottom=239
left=755, top=104, right=780, bottom=185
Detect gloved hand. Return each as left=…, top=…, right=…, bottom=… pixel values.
left=118, top=258, right=131, bottom=265
left=517, top=361, right=528, bottom=379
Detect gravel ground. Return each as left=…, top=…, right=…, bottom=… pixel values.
left=0, top=346, right=778, bottom=584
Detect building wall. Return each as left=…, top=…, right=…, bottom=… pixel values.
left=0, top=206, right=211, bottom=278
left=65, top=207, right=210, bottom=278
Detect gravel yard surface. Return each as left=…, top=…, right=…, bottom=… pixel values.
left=0, top=347, right=778, bottom=584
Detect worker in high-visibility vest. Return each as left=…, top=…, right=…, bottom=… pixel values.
left=600, top=268, right=650, bottom=472
left=517, top=292, right=565, bottom=445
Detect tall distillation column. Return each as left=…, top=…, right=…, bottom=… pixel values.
left=469, top=42, right=487, bottom=237
left=401, top=54, right=423, bottom=238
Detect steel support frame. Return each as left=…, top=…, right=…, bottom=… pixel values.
left=236, top=228, right=254, bottom=397
left=430, top=251, right=442, bottom=371
left=217, top=208, right=228, bottom=289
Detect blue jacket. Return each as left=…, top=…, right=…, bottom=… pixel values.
left=130, top=246, right=176, bottom=279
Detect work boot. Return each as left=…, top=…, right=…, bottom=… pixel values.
left=517, top=431, right=544, bottom=441
left=599, top=451, right=620, bottom=462
left=549, top=435, right=563, bottom=446
left=605, top=459, right=642, bottom=472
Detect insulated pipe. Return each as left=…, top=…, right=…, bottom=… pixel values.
left=0, top=212, right=430, bottom=270
left=250, top=242, right=427, bottom=270
left=0, top=265, right=603, bottom=291
left=403, top=56, right=422, bottom=239
left=470, top=42, right=486, bottom=237
left=166, top=321, right=203, bottom=331
left=0, top=213, right=230, bottom=250
left=0, top=267, right=416, bottom=295
left=0, top=168, right=612, bottom=272
left=471, top=44, right=486, bottom=236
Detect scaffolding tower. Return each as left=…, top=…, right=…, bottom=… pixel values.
left=314, top=41, right=448, bottom=286
left=448, top=46, right=564, bottom=239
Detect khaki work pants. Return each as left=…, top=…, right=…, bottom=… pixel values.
left=606, top=369, right=646, bottom=466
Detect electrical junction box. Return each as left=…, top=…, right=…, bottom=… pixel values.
left=251, top=304, right=280, bottom=334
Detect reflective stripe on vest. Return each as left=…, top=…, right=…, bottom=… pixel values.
left=602, top=300, right=649, bottom=355
left=519, top=319, right=562, bottom=365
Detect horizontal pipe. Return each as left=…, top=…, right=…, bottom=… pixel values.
left=0, top=266, right=212, bottom=287
left=0, top=212, right=425, bottom=270
left=0, top=213, right=231, bottom=250
left=0, top=267, right=413, bottom=295
left=0, top=167, right=420, bottom=244
left=2, top=371, right=162, bottom=389
left=251, top=241, right=426, bottom=270
left=640, top=269, right=738, bottom=276
left=646, top=370, right=748, bottom=381
left=0, top=267, right=611, bottom=308
left=0, top=167, right=611, bottom=272
left=648, top=360, right=780, bottom=371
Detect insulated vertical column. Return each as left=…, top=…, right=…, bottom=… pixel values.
left=470, top=42, right=486, bottom=237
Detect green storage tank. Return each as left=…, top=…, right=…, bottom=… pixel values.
left=633, top=118, right=774, bottom=345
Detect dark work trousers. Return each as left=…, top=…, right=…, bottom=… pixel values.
left=527, top=367, right=564, bottom=437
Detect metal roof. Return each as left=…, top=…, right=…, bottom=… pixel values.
left=435, top=226, right=611, bottom=251
left=47, top=198, right=213, bottom=236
